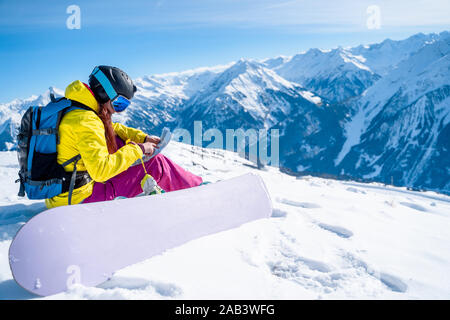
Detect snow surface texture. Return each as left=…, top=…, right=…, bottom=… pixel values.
left=0, top=142, right=449, bottom=299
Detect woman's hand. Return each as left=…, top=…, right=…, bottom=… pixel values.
left=140, top=142, right=159, bottom=156
left=145, top=135, right=161, bottom=145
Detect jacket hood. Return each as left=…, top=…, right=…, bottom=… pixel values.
left=65, top=80, right=99, bottom=113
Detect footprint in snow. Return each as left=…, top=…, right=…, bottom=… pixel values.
left=342, top=253, right=407, bottom=293
left=278, top=198, right=321, bottom=209
left=378, top=273, right=408, bottom=293
left=99, top=276, right=182, bottom=297
left=346, top=187, right=366, bottom=194
left=318, top=223, right=353, bottom=239
left=271, top=208, right=288, bottom=218
left=268, top=255, right=332, bottom=279
left=309, top=182, right=321, bottom=187
left=99, top=276, right=150, bottom=290
left=296, top=256, right=332, bottom=273
left=399, top=202, right=427, bottom=212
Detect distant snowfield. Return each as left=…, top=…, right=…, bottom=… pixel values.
left=0, top=142, right=449, bottom=299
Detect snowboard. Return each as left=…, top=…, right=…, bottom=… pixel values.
left=9, top=173, right=272, bottom=297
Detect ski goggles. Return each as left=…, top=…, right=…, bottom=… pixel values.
left=90, top=67, right=131, bottom=112
left=111, top=95, right=131, bottom=112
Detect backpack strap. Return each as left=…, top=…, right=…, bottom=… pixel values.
left=62, top=154, right=82, bottom=205
left=63, top=100, right=97, bottom=205
left=54, top=100, right=95, bottom=145
left=70, top=100, right=96, bottom=112
left=17, top=173, right=26, bottom=197
left=32, top=128, right=58, bottom=136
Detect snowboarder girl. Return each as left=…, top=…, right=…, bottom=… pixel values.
left=45, top=65, right=203, bottom=208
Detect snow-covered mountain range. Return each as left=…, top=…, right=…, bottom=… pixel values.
left=0, top=31, right=449, bottom=194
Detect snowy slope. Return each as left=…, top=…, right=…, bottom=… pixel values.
left=176, top=59, right=322, bottom=134
left=272, top=47, right=380, bottom=103
left=0, top=142, right=449, bottom=300
left=350, top=32, right=444, bottom=76
left=126, top=64, right=232, bottom=132
left=269, top=32, right=445, bottom=103
left=336, top=33, right=450, bottom=192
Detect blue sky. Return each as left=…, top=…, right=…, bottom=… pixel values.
left=0, top=0, right=449, bottom=103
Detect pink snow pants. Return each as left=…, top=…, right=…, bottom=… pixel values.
left=82, top=136, right=203, bottom=203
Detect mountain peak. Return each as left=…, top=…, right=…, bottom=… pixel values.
left=231, top=58, right=262, bottom=72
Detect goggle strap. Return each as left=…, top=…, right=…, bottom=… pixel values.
left=92, top=67, right=118, bottom=101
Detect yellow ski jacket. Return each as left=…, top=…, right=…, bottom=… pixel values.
left=45, top=80, right=147, bottom=208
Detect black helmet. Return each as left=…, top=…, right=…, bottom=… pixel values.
left=89, top=65, right=137, bottom=103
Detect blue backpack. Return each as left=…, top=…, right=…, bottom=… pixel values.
left=16, top=95, right=93, bottom=205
